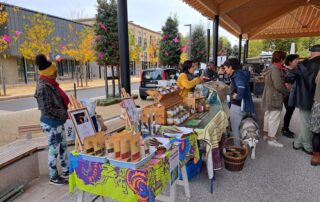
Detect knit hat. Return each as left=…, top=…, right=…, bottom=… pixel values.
left=35, top=54, right=57, bottom=77
left=35, top=54, right=52, bottom=70
left=309, top=45, right=320, bottom=52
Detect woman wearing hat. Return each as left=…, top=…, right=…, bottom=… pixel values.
left=34, top=54, right=69, bottom=185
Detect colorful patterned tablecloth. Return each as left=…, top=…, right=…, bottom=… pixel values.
left=69, top=134, right=199, bottom=202
left=69, top=150, right=170, bottom=202
left=169, top=132, right=199, bottom=166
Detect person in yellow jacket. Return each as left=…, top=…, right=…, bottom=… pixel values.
left=177, top=60, right=205, bottom=98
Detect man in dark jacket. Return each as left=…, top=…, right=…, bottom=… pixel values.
left=287, top=45, right=320, bottom=154
left=224, top=58, right=255, bottom=143
left=204, top=61, right=218, bottom=81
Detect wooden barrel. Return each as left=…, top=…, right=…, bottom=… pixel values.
left=223, top=137, right=248, bottom=171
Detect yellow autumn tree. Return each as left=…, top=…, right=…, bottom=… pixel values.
left=19, top=13, right=61, bottom=60
left=0, top=4, right=9, bottom=56
left=62, top=26, right=95, bottom=87
left=148, top=42, right=158, bottom=66
left=129, top=29, right=141, bottom=63
left=180, top=51, right=188, bottom=64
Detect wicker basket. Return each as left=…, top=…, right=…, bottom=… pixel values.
left=223, top=137, right=248, bottom=171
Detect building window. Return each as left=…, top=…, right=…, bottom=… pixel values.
left=144, top=38, right=147, bottom=49
left=144, top=52, right=148, bottom=61
left=150, top=36, right=153, bottom=44
left=138, top=36, right=142, bottom=46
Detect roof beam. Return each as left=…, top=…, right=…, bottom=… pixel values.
left=220, top=13, right=242, bottom=34
left=243, top=1, right=301, bottom=35
left=196, top=0, right=218, bottom=15
left=218, top=0, right=252, bottom=13
left=251, top=31, right=320, bottom=39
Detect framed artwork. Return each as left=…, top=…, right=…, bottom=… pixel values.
left=69, top=108, right=96, bottom=145
left=122, top=98, right=138, bottom=123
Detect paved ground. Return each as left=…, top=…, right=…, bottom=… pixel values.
left=0, top=77, right=140, bottom=100
left=0, top=83, right=139, bottom=112
left=13, top=98, right=320, bottom=202
left=0, top=89, right=150, bottom=146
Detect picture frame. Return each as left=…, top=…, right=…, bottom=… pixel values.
left=122, top=97, right=138, bottom=123
left=68, top=108, right=96, bottom=145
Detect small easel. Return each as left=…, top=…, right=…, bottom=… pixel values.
left=69, top=95, right=84, bottom=151
left=120, top=88, right=134, bottom=132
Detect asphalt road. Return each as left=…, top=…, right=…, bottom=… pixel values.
left=0, top=83, right=139, bottom=112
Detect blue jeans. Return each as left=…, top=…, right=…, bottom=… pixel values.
left=40, top=122, right=68, bottom=178
left=230, top=104, right=243, bottom=146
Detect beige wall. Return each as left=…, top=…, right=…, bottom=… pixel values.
left=0, top=56, right=20, bottom=85
left=128, top=22, right=161, bottom=63
left=77, top=18, right=162, bottom=73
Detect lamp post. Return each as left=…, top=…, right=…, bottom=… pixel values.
left=184, top=24, right=192, bottom=60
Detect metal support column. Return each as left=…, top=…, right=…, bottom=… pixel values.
left=207, top=29, right=210, bottom=63
left=238, top=34, right=242, bottom=63
left=244, top=40, right=249, bottom=64
left=212, top=15, right=219, bottom=66
left=117, top=0, right=131, bottom=94
left=22, top=57, right=28, bottom=84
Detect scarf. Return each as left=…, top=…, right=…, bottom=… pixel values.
left=40, top=75, right=70, bottom=108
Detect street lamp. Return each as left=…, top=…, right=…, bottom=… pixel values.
left=184, top=24, right=192, bottom=60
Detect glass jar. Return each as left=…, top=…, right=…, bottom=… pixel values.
left=167, top=117, right=174, bottom=125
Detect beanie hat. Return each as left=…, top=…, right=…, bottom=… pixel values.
left=35, top=54, right=52, bottom=70
left=309, top=45, right=320, bottom=52
left=35, top=54, right=57, bottom=77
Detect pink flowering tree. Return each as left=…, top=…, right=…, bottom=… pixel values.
left=94, top=0, right=119, bottom=98
left=190, top=24, right=207, bottom=63
left=159, top=15, right=182, bottom=68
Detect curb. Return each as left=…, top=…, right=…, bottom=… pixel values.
left=0, top=81, right=140, bottom=101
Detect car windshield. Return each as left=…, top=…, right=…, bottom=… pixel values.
left=142, top=70, right=162, bottom=80
left=164, top=69, right=178, bottom=80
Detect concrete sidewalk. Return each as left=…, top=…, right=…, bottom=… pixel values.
left=0, top=97, right=150, bottom=146
left=14, top=98, right=320, bottom=202
left=0, top=77, right=140, bottom=101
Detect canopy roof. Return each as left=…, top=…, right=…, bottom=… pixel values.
left=183, top=0, right=320, bottom=39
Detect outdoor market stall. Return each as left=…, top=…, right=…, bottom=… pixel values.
left=67, top=83, right=229, bottom=201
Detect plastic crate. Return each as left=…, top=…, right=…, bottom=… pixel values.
left=179, top=156, right=203, bottom=181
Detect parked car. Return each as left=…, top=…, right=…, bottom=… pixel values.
left=139, top=68, right=178, bottom=100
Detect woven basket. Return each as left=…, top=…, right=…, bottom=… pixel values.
left=223, top=137, right=248, bottom=171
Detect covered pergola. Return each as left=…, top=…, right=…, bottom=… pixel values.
left=117, top=0, right=320, bottom=94
left=182, top=0, right=320, bottom=63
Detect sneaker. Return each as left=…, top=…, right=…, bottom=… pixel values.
left=263, top=135, right=268, bottom=141
left=49, top=176, right=68, bottom=185
left=61, top=171, right=69, bottom=179
left=268, top=139, right=284, bottom=147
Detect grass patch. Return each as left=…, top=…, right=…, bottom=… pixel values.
left=96, top=94, right=138, bottom=106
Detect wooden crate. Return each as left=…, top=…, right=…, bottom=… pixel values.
left=183, top=96, right=206, bottom=110
left=141, top=91, right=183, bottom=125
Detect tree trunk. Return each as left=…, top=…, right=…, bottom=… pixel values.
left=80, top=64, right=83, bottom=87
left=76, top=62, right=79, bottom=87
left=111, top=66, right=115, bottom=97
left=117, top=65, right=121, bottom=96
left=104, top=66, right=109, bottom=99
left=85, top=62, right=88, bottom=87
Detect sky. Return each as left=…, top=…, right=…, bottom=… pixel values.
left=2, top=0, right=238, bottom=45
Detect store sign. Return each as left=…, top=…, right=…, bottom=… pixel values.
left=170, top=146, right=179, bottom=185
